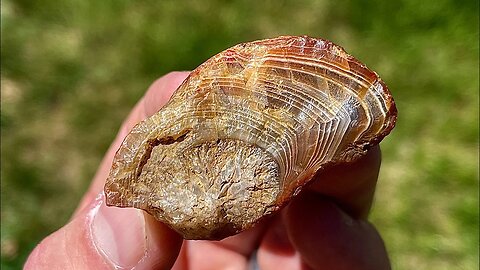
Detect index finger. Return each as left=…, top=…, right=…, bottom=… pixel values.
left=256, top=148, right=388, bottom=270
left=308, top=145, right=382, bottom=219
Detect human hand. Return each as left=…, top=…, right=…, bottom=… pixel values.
left=25, top=71, right=390, bottom=270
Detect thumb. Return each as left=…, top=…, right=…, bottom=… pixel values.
left=25, top=193, right=182, bottom=270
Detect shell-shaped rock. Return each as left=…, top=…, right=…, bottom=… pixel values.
left=104, top=36, right=397, bottom=240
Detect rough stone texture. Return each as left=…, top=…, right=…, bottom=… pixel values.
left=104, top=35, right=397, bottom=240
left=135, top=139, right=279, bottom=239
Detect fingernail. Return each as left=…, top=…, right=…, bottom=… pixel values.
left=90, top=194, right=146, bottom=268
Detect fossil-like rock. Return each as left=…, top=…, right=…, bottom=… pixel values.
left=104, top=36, right=397, bottom=240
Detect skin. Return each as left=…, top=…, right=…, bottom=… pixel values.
left=25, top=71, right=391, bottom=270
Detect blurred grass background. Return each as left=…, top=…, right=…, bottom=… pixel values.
left=1, top=0, right=478, bottom=269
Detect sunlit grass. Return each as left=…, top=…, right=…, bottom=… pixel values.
left=2, top=0, right=478, bottom=269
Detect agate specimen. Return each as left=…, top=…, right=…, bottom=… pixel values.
left=104, top=36, right=397, bottom=240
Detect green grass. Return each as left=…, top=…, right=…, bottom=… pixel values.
left=1, top=0, right=478, bottom=269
